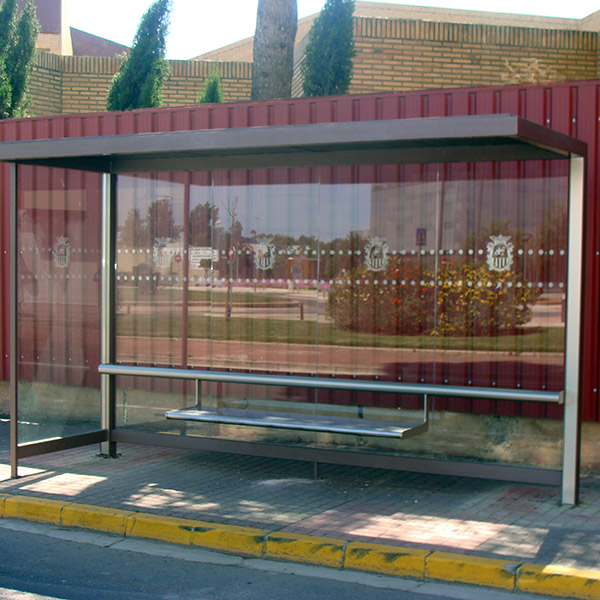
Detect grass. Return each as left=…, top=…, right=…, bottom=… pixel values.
left=116, top=313, right=564, bottom=353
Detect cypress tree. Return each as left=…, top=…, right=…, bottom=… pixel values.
left=0, top=0, right=39, bottom=119
left=302, top=0, right=355, bottom=97
left=197, top=67, right=223, bottom=104
left=6, top=1, right=39, bottom=117
left=107, top=0, right=172, bottom=111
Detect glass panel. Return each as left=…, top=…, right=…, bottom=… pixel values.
left=116, top=173, right=186, bottom=368
left=17, top=166, right=102, bottom=444
left=188, top=170, right=214, bottom=368
left=113, top=160, right=569, bottom=464
left=115, top=173, right=189, bottom=418
left=205, top=168, right=321, bottom=421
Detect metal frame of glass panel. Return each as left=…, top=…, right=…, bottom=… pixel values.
left=4, top=114, right=586, bottom=505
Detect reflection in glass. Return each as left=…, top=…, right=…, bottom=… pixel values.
left=17, top=167, right=102, bottom=444
left=113, top=162, right=569, bottom=446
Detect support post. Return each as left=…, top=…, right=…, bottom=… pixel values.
left=182, top=175, right=190, bottom=369
left=10, top=163, right=18, bottom=478
left=195, top=379, right=202, bottom=408
left=562, top=155, right=585, bottom=506
left=100, top=173, right=117, bottom=457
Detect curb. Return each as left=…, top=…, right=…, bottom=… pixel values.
left=2, top=493, right=600, bottom=599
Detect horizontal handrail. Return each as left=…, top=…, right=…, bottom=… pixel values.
left=98, top=363, right=564, bottom=404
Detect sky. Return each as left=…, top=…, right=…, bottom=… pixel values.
left=66, top=0, right=600, bottom=60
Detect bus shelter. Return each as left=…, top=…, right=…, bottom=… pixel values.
left=0, top=114, right=587, bottom=505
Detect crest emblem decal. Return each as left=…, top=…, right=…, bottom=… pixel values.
left=364, top=237, right=389, bottom=272
left=253, top=237, right=276, bottom=271
left=53, top=237, right=71, bottom=269
left=486, top=235, right=514, bottom=272
left=153, top=237, right=172, bottom=268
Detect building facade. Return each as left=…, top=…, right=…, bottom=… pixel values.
left=20, top=2, right=600, bottom=117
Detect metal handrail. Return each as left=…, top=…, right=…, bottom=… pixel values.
left=98, top=363, right=564, bottom=404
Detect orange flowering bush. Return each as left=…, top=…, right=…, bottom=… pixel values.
left=326, top=256, right=539, bottom=337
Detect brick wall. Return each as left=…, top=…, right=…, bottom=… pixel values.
left=29, top=54, right=252, bottom=116
left=349, top=18, right=598, bottom=94
left=60, top=55, right=122, bottom=114
left=36, top=32, right=62, bottom=54
left=28, top=53, right=62, bottom=117
left=26, top=16, right=600, bottom=116
left=163, top=60, right=252, bottom=107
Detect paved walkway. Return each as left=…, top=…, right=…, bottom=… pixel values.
left=1, top=420, right=600, bottom=573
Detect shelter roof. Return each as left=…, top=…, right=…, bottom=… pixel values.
left=0, top=114, right=586, bottom=174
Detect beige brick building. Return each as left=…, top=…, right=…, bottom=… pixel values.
left=21, top=1, right=600, bottom=117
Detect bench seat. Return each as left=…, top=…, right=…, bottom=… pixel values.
left=165, top=406, right=427, bottom=439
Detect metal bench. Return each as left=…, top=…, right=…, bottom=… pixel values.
left=98, top=364, right=564, bottom=439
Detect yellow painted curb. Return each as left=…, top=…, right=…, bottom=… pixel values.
left=3, top=495, right=67, bottom=525
left=426, top=551, right=519, bottom=591
left=191, top=522, right=267, bottom=557
left=0, top=494, right=9, bottom=518
left=61, top=503, right=134, bottom=536
left=345, top=541, right=429, bottom=578
left=128, top=513, right=194, bottom=546
left=6, top=493, right=600, bottom=600
left=517, top=563, right=600, bottom=599
left=266, top=532, right=346, bottom=567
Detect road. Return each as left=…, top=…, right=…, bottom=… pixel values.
left=0, top=519, right=554, bottom=600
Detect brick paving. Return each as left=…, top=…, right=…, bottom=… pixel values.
left=2, top=420, right=600, bottom=570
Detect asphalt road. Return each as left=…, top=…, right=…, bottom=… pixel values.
left=0, top=519, right=554, bottom=600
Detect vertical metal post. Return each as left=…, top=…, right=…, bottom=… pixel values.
left=101, top=173, right=117, bottom=456
left=182, top=176, right=190, bottom=370
left=195, top=379, right=201, bottom=408
left=562, top=155, right=585, bottom=506
left=9, top=163, right=18, bottom=478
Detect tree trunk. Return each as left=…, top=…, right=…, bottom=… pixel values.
left=251, top=0, right=297, bottom=101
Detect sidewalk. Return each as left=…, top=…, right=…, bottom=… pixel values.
left=2, top=420, right=600, bottom=596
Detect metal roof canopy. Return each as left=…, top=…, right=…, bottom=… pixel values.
left=0, top=114, right=587, bottom=173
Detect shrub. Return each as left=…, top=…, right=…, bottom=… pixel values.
left=326, top=256, right=539, bottom=337
left=197, top=67, right=223, bottom=104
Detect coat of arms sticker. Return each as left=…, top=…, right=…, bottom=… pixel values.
left=153, top=237, right=172, bottom=268
left=253, top=237, right=276, bottom=271
left=486, top=234, right=514, bottom=272
left=53, top=237, right=71, bottom=269
left=364, top=237, right=389, bottom=272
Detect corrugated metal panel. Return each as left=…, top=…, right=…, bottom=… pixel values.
left=1, top=80, right=599, bottom=419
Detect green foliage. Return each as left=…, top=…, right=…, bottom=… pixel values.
left=326, top=256, right=539, bottom=337
left=145, top=196, right=182, bottom=241
left=302, top=0, right=355, bottom=97
left=0, top=0, right=39, bottom=119
left=189, top=202, right=220, bottom=246
left=119, top=208, right=149, bottom=247
left=197, top=67, right=223, bottom=104
left=107, top=0, right=172, bottom=111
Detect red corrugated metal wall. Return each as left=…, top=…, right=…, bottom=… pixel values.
left=1, top=79, right=598, bottom=420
